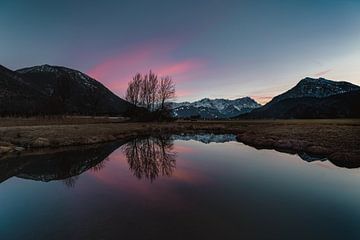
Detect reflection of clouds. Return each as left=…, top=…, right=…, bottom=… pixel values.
left=88, top=139, right=210, bottom=205
left=172, top=144, right=194, bottom=154
left=89, top=155, right=209, bottom=209
left=84, top=137, right=220, bottom=212
left=171, top=166, right=209, bottom=184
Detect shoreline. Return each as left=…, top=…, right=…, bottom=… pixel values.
left=0, top=119, right=359, bottom=166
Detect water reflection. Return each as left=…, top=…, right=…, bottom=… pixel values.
left=1, top=135, right=359, bottom=240
left=121, top=136, right=176, bottom=182
left=172, top=133, right=236, bottom=144
left=298, top=152, right=327, bottom=162
left=0, top=142, right=122, bottom=187
left=0, top=134, right=358, bottom=188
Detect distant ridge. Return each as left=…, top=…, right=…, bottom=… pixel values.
left=172, top=97, right=261, bottom=119
left=270, top=77, right=360, bottom=104
left=238, top=77, right=360, bottom=119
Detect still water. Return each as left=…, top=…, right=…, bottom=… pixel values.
left=0, top=134, right=359, bottom=240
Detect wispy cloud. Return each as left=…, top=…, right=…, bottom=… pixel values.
left=313, top=68, right=333, bottom=77
left=86, top=40, right=206, bottom=96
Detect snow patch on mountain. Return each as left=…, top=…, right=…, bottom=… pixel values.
left=171, top=97, right=261, bottom=119
left=173, top=133, right=237, bottom=144
left=271, top=77, right=360, bottom=104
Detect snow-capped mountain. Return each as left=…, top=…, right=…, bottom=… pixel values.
left=0, top=64, right=134, bottom=115
left=172, top=97, right=261, bottom=119
left=270, top=77, right=360, bottom=104
left=15, top=64, right=133, bottom=115
left=239, top=77, right=360, bottom=119
left=17, top=64, right=105, bottom=94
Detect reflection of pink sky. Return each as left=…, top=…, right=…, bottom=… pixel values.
left=172, top=144, right=194, bottom=154
left=88, top=146, right=209, bottom=205
left=86, top=40, right=205, bottom=99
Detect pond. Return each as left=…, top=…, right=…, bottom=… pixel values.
left=0, top=134, right=359, bottom=239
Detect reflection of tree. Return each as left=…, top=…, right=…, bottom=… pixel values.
left=62, top=176, right=79, bottom=188
left=121, top=136, right=176, bottom=182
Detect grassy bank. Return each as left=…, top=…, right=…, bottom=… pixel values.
left=0, top=118, right=359, bottom=166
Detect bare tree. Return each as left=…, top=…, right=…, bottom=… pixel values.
left=148, top=70, right=158, bottom=111
left=125, top=71, right=176, bottom=113
left=125, top=73, right=142, bottom=106
left=159, top=76, right=175, bottom=110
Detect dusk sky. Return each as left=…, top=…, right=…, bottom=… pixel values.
left=1, top=0, right=360, bottom=103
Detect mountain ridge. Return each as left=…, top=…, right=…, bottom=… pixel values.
left=238, top=77, right=360, bottom=119
left=0, top=64, right=134, bottom=116
left=269, top=77, right=360, bottom=104
left=172, top=97, right=261, bottom=119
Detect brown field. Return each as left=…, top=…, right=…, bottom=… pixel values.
left=0, top=117, right=359, bottom=165
left=0, top=116, right=128, bottom=127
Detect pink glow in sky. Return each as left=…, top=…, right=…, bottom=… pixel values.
left=87, top=41, right=205, bottom=99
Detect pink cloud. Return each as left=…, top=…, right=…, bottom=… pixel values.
left=86, top=40, right=206, bottom=96
left=313, top=69, right=333, bottom=77
left=157, top=59, right=204, bottom=77
left=88, top=48, right=153, bottom=81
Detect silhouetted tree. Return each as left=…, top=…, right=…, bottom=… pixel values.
left=148, top=70, right=158, bottom=111
left=159, top=76, right=175, bottom=110
left=126, top=73, right=142, bottom=106
left=125, top=71, right=176, bottom=112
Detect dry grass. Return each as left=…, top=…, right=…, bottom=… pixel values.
left=0, top=116, right=128, bottom=127
left=0, top=118, right=359, bottom=164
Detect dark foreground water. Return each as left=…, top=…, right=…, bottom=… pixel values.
left=0, top=134, right=359, bottom=240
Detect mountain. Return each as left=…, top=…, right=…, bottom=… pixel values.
left=0, top=65, right=46, bottom=115
left=0, top=64, right=133, bottom=116
left=270, top=77, right=360, bottom=104
left=239, top=77, right=360, bottom=119
left=172, top=97, right=261, bottom=119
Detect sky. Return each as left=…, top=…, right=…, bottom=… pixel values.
left=1, top=0, right=360, bottom=104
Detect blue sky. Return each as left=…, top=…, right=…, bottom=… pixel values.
left=1, top=0, right=359, bottom=103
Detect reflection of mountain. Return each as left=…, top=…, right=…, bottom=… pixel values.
left=173, top=134, right=236, bottom=144
left=0, top=141, right=124, bottom=186
left=298, top=151, right=360, bottom=168
left=121, top=136, right=176, bottom=182
left=1, top=134, right=357, bottom=187
left=298, top=152, right=327, bottom=162
left=0, top=136, right=178, bottom=186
